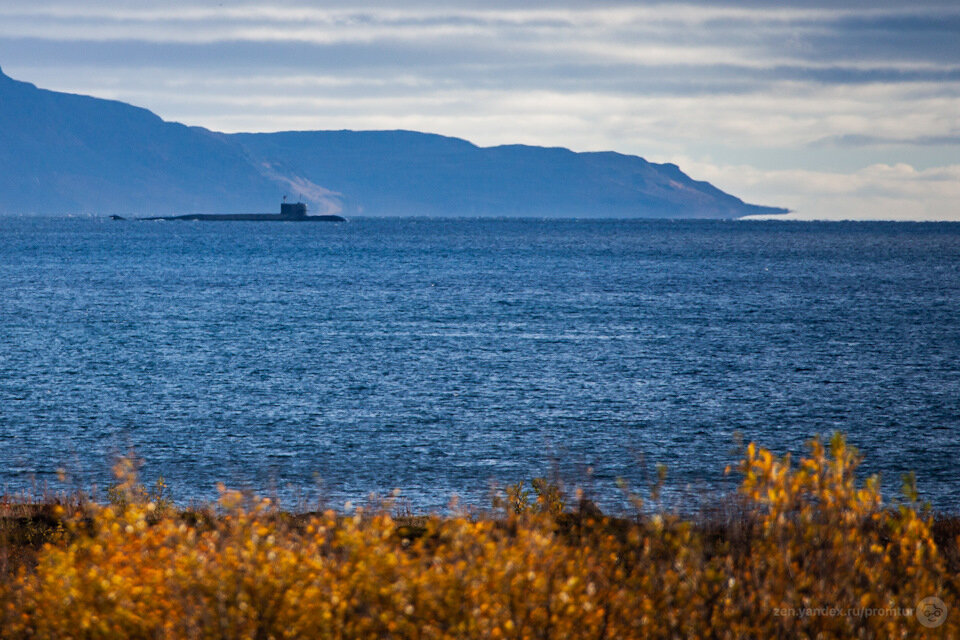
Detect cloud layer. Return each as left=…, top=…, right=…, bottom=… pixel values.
left=0, top=1, right=957, bottom=219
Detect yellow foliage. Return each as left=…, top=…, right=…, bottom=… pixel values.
left=0, top=434, right=954, bottom=638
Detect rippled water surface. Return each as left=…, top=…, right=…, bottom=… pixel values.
left=1, top=217, right=959, bottom=510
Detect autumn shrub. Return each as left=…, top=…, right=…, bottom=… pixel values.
left=0, top=434, right=956, bottom=639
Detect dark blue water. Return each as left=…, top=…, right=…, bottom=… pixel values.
left=1, top=217, right=959, bottom=511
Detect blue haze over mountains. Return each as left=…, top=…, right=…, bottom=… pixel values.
left=0, top=65, right=787, bottom=218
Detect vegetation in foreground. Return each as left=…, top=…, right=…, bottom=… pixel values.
left=1, top=434, right=958, bottom=639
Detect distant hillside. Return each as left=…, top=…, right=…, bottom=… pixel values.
left=0, top=65, right=788, bottom=218
left=231, top=131, right=785, bottom=218
left=0, top=66, right=283, bottom=215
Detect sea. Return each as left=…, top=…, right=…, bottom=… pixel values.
left=1, top=216, right=958, bottom=512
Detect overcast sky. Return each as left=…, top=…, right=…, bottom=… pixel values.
left=1, top=0, right=958, bottom=219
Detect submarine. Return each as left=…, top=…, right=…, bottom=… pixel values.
left=137, top=200, right=345, bottom=222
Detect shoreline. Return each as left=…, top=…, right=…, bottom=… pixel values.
left=3, top=435, right=959, bottom=636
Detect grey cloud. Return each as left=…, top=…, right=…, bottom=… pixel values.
left=794, top=15, right=960, bottom=64
left=812, top=134, right=960, bottom=148
left=0, top=37, right=527, bottom=72
left=4, top=34, right=959, bottom=100
left=3, top=3, right=959, bottom=70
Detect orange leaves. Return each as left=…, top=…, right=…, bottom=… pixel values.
left=0, top=437, right=956, bottom=638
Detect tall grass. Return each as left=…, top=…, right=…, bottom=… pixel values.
left=1, top=434, right=957, bottom=638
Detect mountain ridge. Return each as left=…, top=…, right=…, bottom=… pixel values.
left=0, top=66, right=788, bottom=218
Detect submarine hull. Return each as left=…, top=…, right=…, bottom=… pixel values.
left=140, top=213, right=346, bottom=222
left=131, top=199, right=346, bottom=222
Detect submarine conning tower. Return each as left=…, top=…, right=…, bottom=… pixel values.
left=280, top=202, right=308, bottom=218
